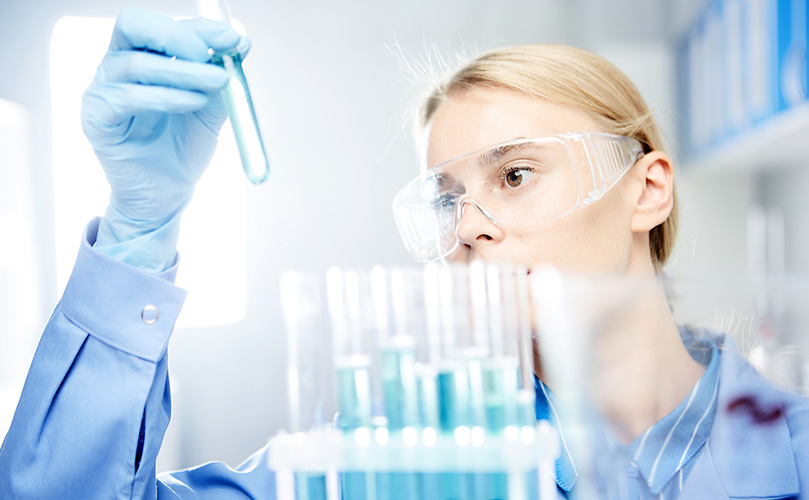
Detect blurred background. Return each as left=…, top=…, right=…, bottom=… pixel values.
left=1, top=0, right=807, bottom=473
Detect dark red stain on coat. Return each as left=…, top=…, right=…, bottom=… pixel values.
left=726, top=395, right=783, bottom=424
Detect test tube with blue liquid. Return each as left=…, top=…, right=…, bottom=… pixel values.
left=419, top=264, right=443, bottom=432
left=382, top=269, right=421, bottom=431
left=425, top=264, right=477, bottom=500
left=457, top=261, right=509, bottom=500
left=280, top=271, right=334, bottom=500
left=481, top=264, right=538, bottom=499
left=372, top=267, right=420, bottom=500
left=484, top=264, right=538, bottom=430
left=513, top=265, right=539, bottom=429
left=327, top=268, right=375, bottom=500
left=196, top=0, right=270, bottom=184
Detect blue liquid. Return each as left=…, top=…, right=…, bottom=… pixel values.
left=517, top=390, right=537, bottom=427
left=415, top=368, right=440, bottom=500
left=336, top=355, right=372, bottom=430
left=376, top=471, right=419, bottom=500
left=381, top=338, right=419, bottom=430
left=416, top=366, right=439, bottom=428
left=379, top=339, right=420, bottom=500
left=525, top=469, right=539, bottom=500
left=464, top=355, right=486, bottom=428
left=436, top=362, right=470, bottom=432
left=483, top=358, right=525, bottom=500
left=465, top=359, right=488, bottom=500
left=211, top=51, right=270, bottom=184
left=336, top=356, right=373, bottom=500
left=482, top=358, right=521, bottom=432
left=417, top=470, right=441, bottom=500
left=341, top=471, right=372, bottom=500
left=435, top=362, right=472, bottom=500
left=294, top=472, right=327, bottom=500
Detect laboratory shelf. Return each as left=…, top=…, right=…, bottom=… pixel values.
left=682, top=102, right=809, bottom=175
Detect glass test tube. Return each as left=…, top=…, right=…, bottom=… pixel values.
left=432, top=265, right=478, bottom=500
left=436, top=264, right=473, bottom=433
left=372, top=267, right=420, bottom=500
left=327, top=268, right=375, bottom=500
left=489, top=264, right=538, bottom=500
left=492, top=264, right=538, bottom=429
left=327, top=268, right=373, bottom=431
left=196, top=0, right=270, bottom=184
left=513, top=265, right=539, bottom=428
left=383, top=268, right=420, bottom=431
left=280, top=271, right=332, bottom=500
left=469, top=263, right=515, bottom=500
left=419, top=264, right=443, bottom=430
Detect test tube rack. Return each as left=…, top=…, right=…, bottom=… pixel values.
left=274, top=263, right=560, bottom=500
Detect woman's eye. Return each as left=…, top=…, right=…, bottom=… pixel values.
left=503, top=168, right=534, bottom=188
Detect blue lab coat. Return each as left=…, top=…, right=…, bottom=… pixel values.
left=0, top=218, right=807, bottom=499
left=679, top=343, right=808, bottom=499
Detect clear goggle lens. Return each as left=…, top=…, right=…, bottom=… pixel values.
left=392, top=132, right=644, bottom=263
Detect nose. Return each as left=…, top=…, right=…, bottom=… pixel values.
left=453, top=196, right=505, bottom=254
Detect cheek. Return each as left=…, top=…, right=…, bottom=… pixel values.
left=515, top=198, right=632, bottom=273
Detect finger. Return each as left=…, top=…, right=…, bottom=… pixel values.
left=83, top=82, right=213, bottom=127
left=178, top=17, right=242, bottom=53
left=101, top=50, right=229, bottom=93
left=110, top=10, right=238, bottom=63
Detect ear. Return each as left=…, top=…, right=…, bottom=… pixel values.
left=630, top=151, right=674, bottom=233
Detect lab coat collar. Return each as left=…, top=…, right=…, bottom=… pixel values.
left=630, top=340, right=720, bottom=495
left=679, top=338, right=801, bottom=499
left=533, top=378, right=578, bottom=492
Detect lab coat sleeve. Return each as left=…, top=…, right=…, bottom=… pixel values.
left=157, top=442, right=277, bottom=498
left=0, top=218, right=185, bottom=499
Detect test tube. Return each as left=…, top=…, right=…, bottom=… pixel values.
left=376, top=268, right=420, bottom=431
left=419, top=264, right=443, bottom=430
left=327, top=268, right=374, bottom=431
left=280, top=271, right=332, bottom=500
left=513, top=265, right=538, bottom=428
left=326, top=268, right=376, bottom=500
left=492, top=264, right=539, bottom=500
left=431, top=265, right=479, bottom=500
left=371, top=267, right=420, bottom=500
left=436, top=264, right=473, bottom=433
left=196, top=0, right=271, bottom=184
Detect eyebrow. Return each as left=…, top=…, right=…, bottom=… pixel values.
left=475, top=141, right=533, bottom=167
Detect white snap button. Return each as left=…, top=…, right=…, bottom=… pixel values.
left=141, top=305, right=159, bottom=325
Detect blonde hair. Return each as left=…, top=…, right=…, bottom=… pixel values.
left=416, top=44, right=678, bottom=272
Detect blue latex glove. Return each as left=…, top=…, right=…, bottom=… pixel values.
left=82, top=9, right=248, bottom=273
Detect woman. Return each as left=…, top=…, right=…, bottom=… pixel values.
left=1, top=9, right=806, bottom=500
left=394, top=43, right=807, bottom=498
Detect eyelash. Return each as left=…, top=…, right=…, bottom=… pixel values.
left=499, top=164, right=535, bottom=182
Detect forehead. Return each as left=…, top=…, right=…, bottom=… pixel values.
left=425, top=88, right=602, bottom=169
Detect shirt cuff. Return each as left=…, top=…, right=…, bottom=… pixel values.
left=60, top=218, right=188, bottom=363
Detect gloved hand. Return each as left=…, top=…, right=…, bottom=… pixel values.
left=82, top=9, right=247, bottom=273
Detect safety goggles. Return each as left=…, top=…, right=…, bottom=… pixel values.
left=392, top=132, right=645, bottom=263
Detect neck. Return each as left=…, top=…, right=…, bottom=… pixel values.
left=587, top=280, right=705, bottom=445
left=533, top=275, right=706, bottom=446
